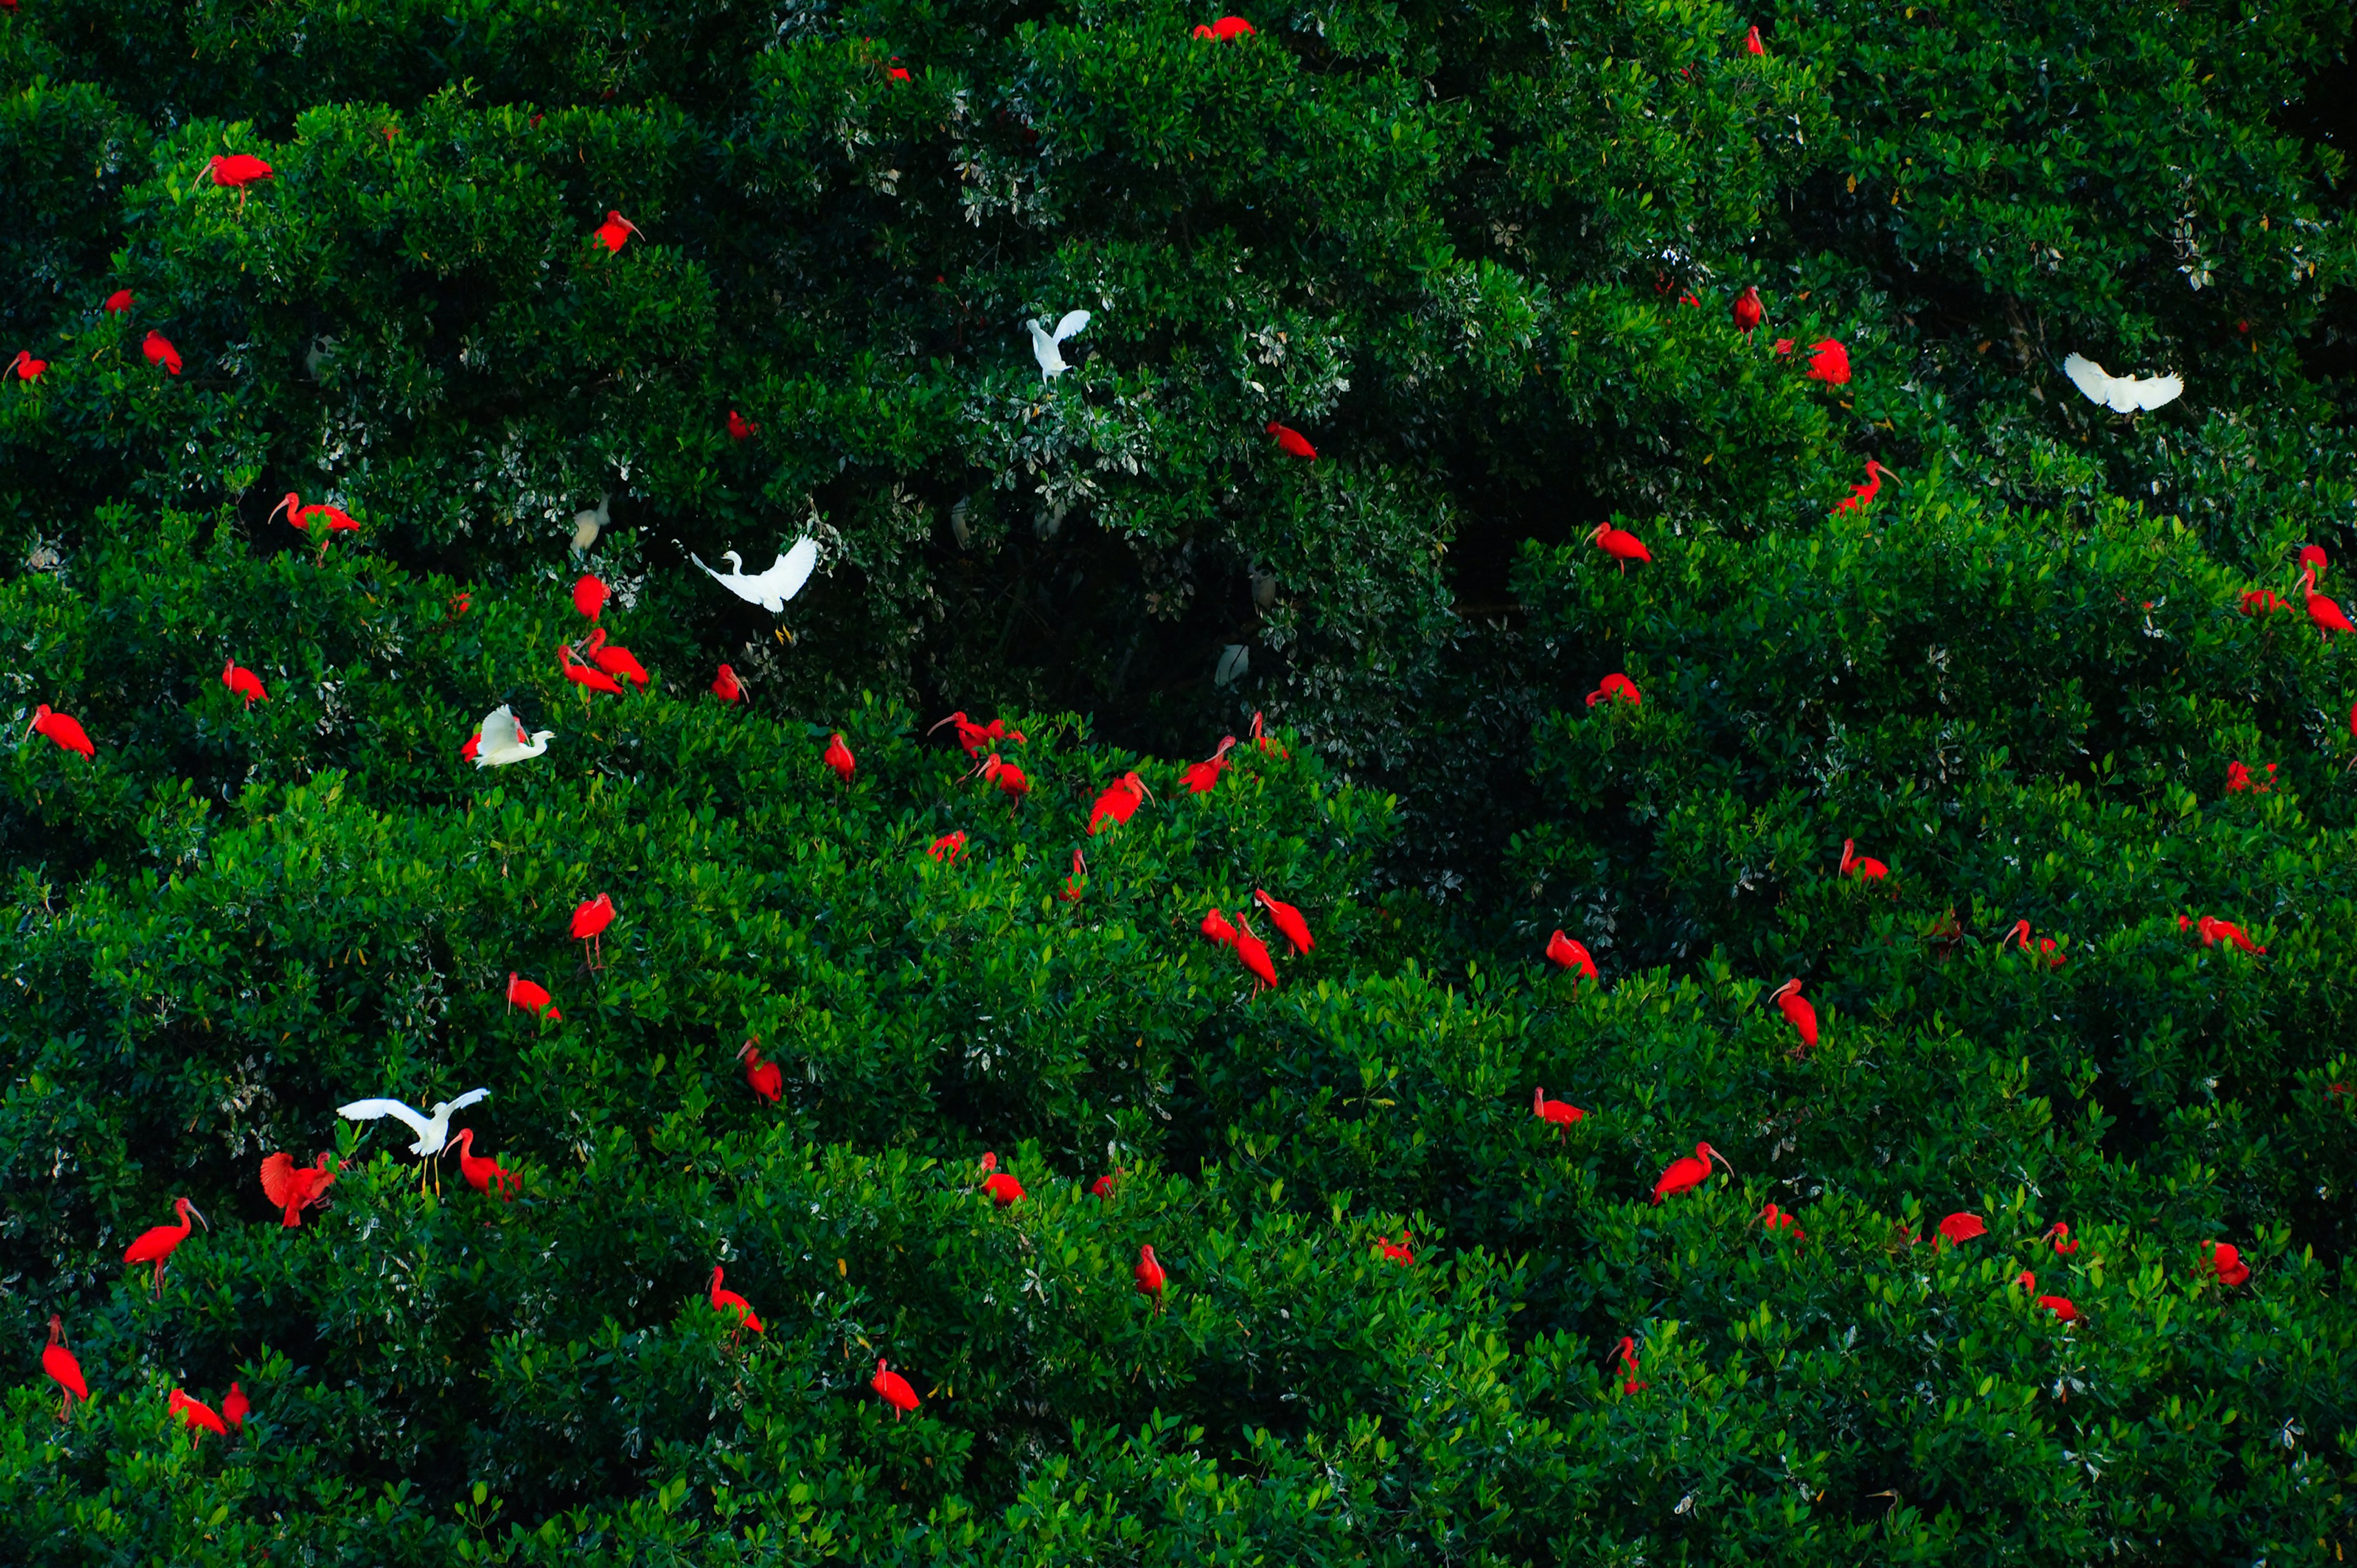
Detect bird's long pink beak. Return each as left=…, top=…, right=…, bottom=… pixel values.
left=1708, top=1147, right=1735, bottom=1175
left=187, top=1203, right=210, bottom=1231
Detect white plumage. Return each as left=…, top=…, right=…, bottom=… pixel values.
left=473, top=705, right=554, bottom=768
left=693, top=538, right=819, bottom=612
left=1026, top=310, right=1092, bottom=379
left=337, top=1089, right=489, bottom=1159
left=2062, top=353, right=2183, bottom=412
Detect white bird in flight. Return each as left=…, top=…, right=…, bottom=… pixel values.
left=338, top=1089, right=489, bottom=1192
left=1026, top=310, right=1091, bottom=379
left=473, top=705, right=554, bottom=768
left=693, top=538, right=819, bottom=612
left=2062, top=353, right=2183, bottom=412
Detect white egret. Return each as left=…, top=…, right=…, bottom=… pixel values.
left=1025, top=310, right=1091, bottom=379
left=692, top=537, right=819, bottom=612
left=571, top=492, right=611, bottom=554
left=472, top=705, right=554, bottom=768
left=337, top=1089, right=490, bottom=1194
left=2062, top=353, right=2182, bottom=412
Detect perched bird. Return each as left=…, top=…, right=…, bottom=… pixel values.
left=1769, top=978, right=1818, bottom=1052
left=739, top=1041, right=783, bottom=1103
left=1253, top=891, right=1314, bottom=956
left=1025, top=310, right=1092, bottom=379
left=1649, top=1142, right=1731, bottom=1204
left=258, top=1151, right=337, bottom=1227
left=1250, top=711, right=1287, bottom=757
left=927, top=830, right=968, bottom=864
left=1614, top=1335, right=1645, bottom=1394
left=573, top=574, right=608, bottom=622
left=1194, top=15, right=1256, bottom=37
left=124, top=1199, right=208, bottom=1296
left=1935, top=1212, right=1986, bottom=1245
left=708, top=1266, right=764, bottom=1338
left=1090, top=1172, right=1118, bottom=1199
left=1533, top=1086, right=1585, bottom=1132
left=1232, top=913, right=1279, bottom=992
left=2043, top=1222, right=2080, bottom=1257
left=221, top=661, right=268, bottom=707
left=337, top=1089, right=490, bottom=1193
left=980, top=1153, right=1026, bottom=1207
left=2062, top=352, right=2181, bottom=412
left=1544, top=930, right=1598, bottom=982
left=1201, top=908, right=1239, bottom=947
left=559, top=643, right=624, bottom=697
left=1744, top=23, right=1765, bottom=53
left=711, top=665, right=744, bottom=703
left=1088, top=771, right=1151, bottom=833
left=2299, top=543, right=2328, bottom=580
left=1832, top=460, right=1893, bottom=514
left=168, top=1389, right=229, bottom=1445
left=2208, top=1242, right=2251, bottom=1288
left=570, top=894, right=615, bottom=966
left=1805, top=339, right=1851, bottom=385
left=208, top=153, right=274, bottom=190
left=1377, top=1233, right=1415, bottom=1264
left=1267, top=421, right=1317, bottom=459
left=1838, top=839, right=1887, bottom=880
left=1732, top=285, right=1763, bottom=333
left=975, top=752, right=1031, bottom=802
left=2016, top=1271, right=2079, bottom=1321
left=471, top=705, right=554, bottom=768
left=1057, top=847, right=1087, bottom=903
left=1181, top=736, right=1237, bottom=793
left=594, top=210, right=641, bottom=253
left=571, top=493, right=611, bottom=554
left=693, top=540, right=819, bottom=612
left=142, top=331, right=182, bottom=375
left=584, top=629, right=649, bottom=689
left=104, top=290, right=134, bottom=312
left=2006, top=919, right=2065, bottom=968
left=42, top=1317, right=86, bottom=1421
left=222, top=1383, right=249, bottom=1431
left=824, top=732, right=856, bottom=783
left=506, top=974, right=560, bottom=1020
left=727, top=409, right=758, bottom=442
left=1134, top=1245, right=1166, bottom=1312
left=1589, top=522, right=1651, bottom=571
left=1585, top=673, right=1641, bottom=708
left=2299, top=565, right=2355, bottom=639
left=2194, top=915, right=2265, bottom=955
left=1760, top=1203, right=1804, bottom=1240
left=451, top=1128, right=520, bottom=1200
left=931, top=711, right=1025, bottom=758
left=871, top=1358, right=919, bottom=1418
left=28, top=705, right=96, bottom=758
left=268, top=492, right=360, bottom=539
left=10, top=349, right=46, bottom=380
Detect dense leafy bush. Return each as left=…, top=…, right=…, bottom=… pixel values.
left=6, top=0, right=2357, bottom=1562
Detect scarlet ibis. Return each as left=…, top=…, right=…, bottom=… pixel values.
left=872, top=1358, right=919, bottom=1418
left=222, top=1382, right=249, bottom=1430
left=462, top=731, right=481, bottom=761
left=124, top=1199, right=207, bottom=1296
left=2043, top=1222, right=2080, bottom=1257
left=2007, top=920, right=2065, bottom=968
left=2016, top=1272, right=2079, bottom=1321
left=451, top=1128, right=519, bottom=1200
left=927, top=830, right=967, bottom=863
left=28, top=705, right=95, bottom=757
left=2224, top=760, right=2277, bottom=794
left=1134, top=1245, right=1166, bottom=1311
left=594, top=210, right=641, bottom=252
left=2300, top=543, right=2328, bottom=579
left=208, top=153, right=274, bottom=191
left=1250, top=711, right=1287, bottom=757
left=1544, top=930, right=1598, bottom=982
left=1181, top=736, right=1237, bottom=793
left=1585, top=673, right=1641, bottom=708
left=1026, top=311, right=1091, bottom=379
left=1194, top=15, right=1256, bottom=37
left=712, top=665, right=743, bottom=703
left=1614, top=1336, right=1645, bottom=1394
left=1088, top=771, right=1151, bottom=833
left=2062, top=353, right=2181, bottom=412
left=104, top=290, right=133, bottom=312
left=268, top=492, right=359, bottom=558
left=2207, top=1242, right=2251, bottom=1286
left=738, top=1041, right=783, bottom=1103
left=1057, top=847, right=1086, bottom=903
left=887, top=62, right=911, bottom=81
left=570, top=893, right=614, bottom=966
left=1253, top=890, right=1314, bottom=955
left=1744, top=23, right=1765, bottom=52
left=1091, top=1172, right=1118, bottom=1198
left=1935, top=1211, right=1985, bottom=1245
left=2196, top=916, right=2265, bottom=954
left=169, top=1389, right=228, bottom=1445
left=1838, top=839, right=1887, bottom=880
left=337, top=1089, right=490, bottom=1192
left=1769, top=979, right=1817, bottom=1052
left=142, top=331, right=182, bottom=374
left=1377, top=1233, right=1415, bottom=1264
left=975, top=752, right=1031, bottom=802
left=583, top=629, right=648, bottom=690
left=2299, top=566, right=2355, bottom=639
left=573, top=574, right=608, bottom=621
left=1201, top=908, right=1239, bottom=947
left=727, top=409, right=758, bottom=442
left=824, top=732, right=855, bottom=783
left=708, top=1266, right=764, bottom=1337
left=1805, top=339, right=1851, bottom=385
left=931, top=711, right=1025, bottom=758
left=1760, top=1202, right=1805, bottom=1240
left=1732, top=286, right=1762, bottom=333
left=42, top=1318, right=85, bottom=1420
left=2241, top=589, right=2288, bottom=615
left=1832, top=460, right=1892, bottom=514
left=1268, top=421, right=1317, bottom=458
left=506, top=973, right=559, bottom=1021
left=980, top=1154, right=1026, bottom=1207
left=259, top=1151, right=336, bottom=1227
left=472, top=705, right=552, bottom=768
left=10, top=349, right=45, bottom=380
left=1233, top=913, right=1279, bottom=992
left=1533, top=1086, right=1585, bottom=1132
left=1589, top=522, right=1651, bottom=571
left=559, top=643, right=624, bottom=696
left=1649, top=1142, right=1730, bottom=1203
left=220, top=661, right=268, bottom=707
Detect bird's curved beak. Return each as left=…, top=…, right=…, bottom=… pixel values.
left=187, top=1204, right=211, bottom=1231
left=1708, top=1148, right=1735, bottom=1176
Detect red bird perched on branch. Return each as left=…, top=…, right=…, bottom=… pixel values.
left=824, top=732, right=855, bottom=783
left=1760, top=1202, right=1805, bottom=1240
left=594, top=210, right=641, bottom=253
left=738, top=1041, right=783, bottom=1103
left=1134, top=1245, right=1166, bottom=1311
left=1544, top=930, right=1598, bottom=982
left=707, top=1266, right=764, bottom=1338
left=2207, top=1241, right=2251, bottom=1287
left=142, top=330, right=182, bottom=374
left=1832, top=460, right=1893, bottom=514
left=221, top=661, right=268, bottom=708
left=2017, top=1271, right=2079, bottom=1321
left=10, top=349, right=45, bottom=380
left=570, top=893, right=614, bottom=966
left=1533, top=1086, right=1585, bottom=1132
left=872, top=1358, right=919, bottom=1418
left=1838, top=839, right=1887, bottom=880
left=1250, top=711, right=1287, bottom=757
left=506, top=973, right=561, bottom=1021
left=1651, top=1142, right=1730, bottom=1203
left=259, top=1151, right=337, bottom=1227
left=559, top=643, right=624, bottom=696
left=1585, top=673, right=1641, bottom=708
left=2224, top=760, right=2275, bottom=794
left=931, top=711, right=1025, bottom=757
left=1201, top=908, right=1239, bottom=947
left=42, top=1318, right=87, bottom=1421
left=209, top=153, right=274, bottom=190
left=1268, top=420, right=1317, bottom=458
left=573, top=574, right=608, bottom=621
left=1732, top=285, right=1763, bottom=333
left=1589, top=521, right=1651, bottom=571
left=1057, top=847, right=1087, bottom=903
left=927, top=830, right=967, bottom=864
left=223, top=1382, right=249, bottom=1431
left=1089, top=771, right=1151, bottom=833
left=1614, top=1336, right=1646, bottom=1394
left=2241, top=588, right=2289, bottom=616
left=1377, top=1233, right=1414, bottom=1264
left=974, top=751, right=1031, bottom=802
left=727, top=409, right=758, bottom=442
left=1805, top=339, right=1851, bottom=384
left=1194, top=15, right=1255, bottom=37
left=28, top=705, right=96, bottom=757
left=104, top=289, right=134, bottom=312
left=2299, top=564, right=2355, bottom=639
left=124, top=1198, right=206, bottom=1296
left=1744, top=23, right=1765, bottom=53
left=1253, top=890, right=1314, bottom=956
left=1181, top=736, right=1237, bottom=793
left=584, top=629, right=648, bottom=690
left=2043, top=1222, right=2080, bottom=1257
left=1770, top=978, right=1818, bottom=1051
left=2189, top=914, right=2265, bottom=954
left=1936, top=1211, right=1986, bottom=1245
left=711, top=664, right=743, bottom=703
left=2007, top=919, right=2065, bottom=968
left=979, top=1152, right=1026, bottom=1206
left=1233, top=912, right=1280, bottom=991
left=169, top=1389, right=229, bottom=1445
left=451, top=1128, right=519, bottom=1199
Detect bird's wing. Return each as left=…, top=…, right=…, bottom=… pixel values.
left=2126, top=373, right=2183, bottom=411
left=1051, top=309, right=1091, bottom=344
left=776, top=536, right=819, bottom=603
left=338, top=1098, right=436, bottom=1140
left=258, top=1153, right=298, bottom=1208
left=478, top=704, right=515, bottom=739
left=2061, top=353, right=2113, bottom=407
left=446, top=1087, right=490, bottom=1113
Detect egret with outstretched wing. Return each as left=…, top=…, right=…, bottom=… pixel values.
left=2062, top=353, right=2182, bottom=412
left=1026, top=310, right=1091, bottom=379
left=692, top=537, right=819, bottom=612
left=473, top=705, right=554, bottom=768
left=338, top=1089, right=489, bottom=1192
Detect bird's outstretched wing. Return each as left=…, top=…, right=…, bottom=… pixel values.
left=2061, top=353, right=2113, bottom=406
left=259, top=1152, right=300, bottom=1209
left=774, top=536, right=819, bottom=604
left=338, top=1098, right=435, bottom=1140
left=2064, top=352, right=2183, bottom=413
left=443, top=1088, right=490, bottom=1114
left=1051, top=309, right=1091, bottom=344
left=2122, top=372, right=2183, bottom=411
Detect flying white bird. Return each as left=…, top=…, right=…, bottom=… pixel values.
left=337, top=1089, right=489, bottom=1192
left=473, top=705, right=554, bottom=768
left=1026, top=311, right=1092, bottom=379
left=2062, top=353, right=2183, bottom=413
left=571, top=492, right=611, bottom=554
left=692, top=538, right=819, bottom=612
